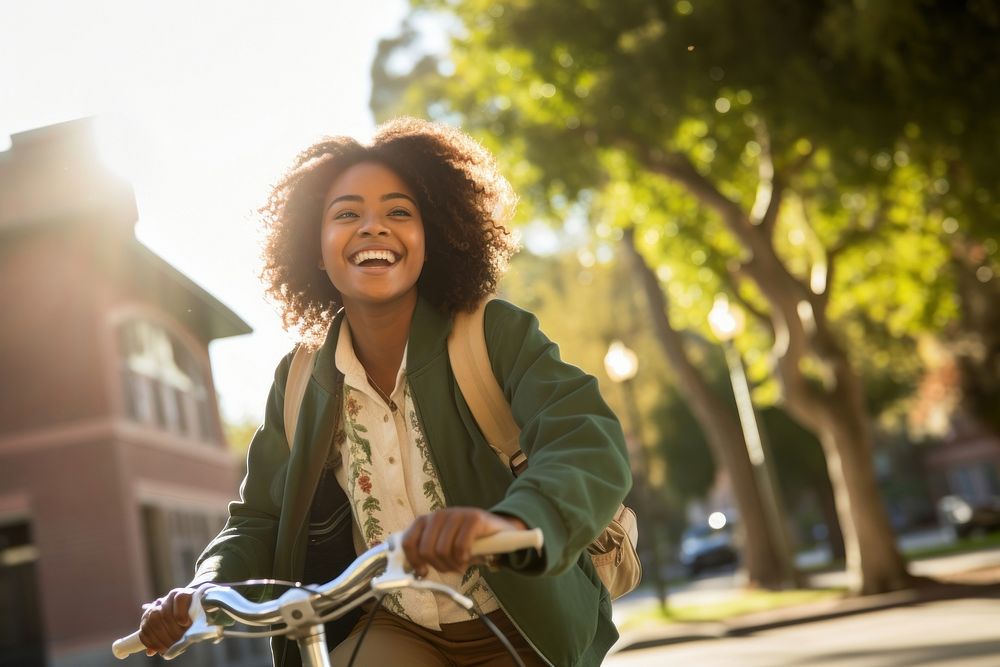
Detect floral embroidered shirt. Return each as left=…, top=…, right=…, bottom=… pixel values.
left=330, top=321, right=499, bottom=629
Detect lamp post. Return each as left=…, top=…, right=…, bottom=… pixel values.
left=604, top=341, right=668, bottom=610
left=707, top=296, right=798, bottom=588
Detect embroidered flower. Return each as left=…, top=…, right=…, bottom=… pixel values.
left=343, top=386, right=382, bottom=544
left=411, top=409, right=445, bottom=511
left=346, top=394, right=361, bottom=418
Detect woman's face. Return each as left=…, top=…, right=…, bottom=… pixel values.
left=320, top=161, right=426, bottom=310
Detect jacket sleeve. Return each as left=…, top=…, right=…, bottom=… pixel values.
left=484, top=300, right=631, bottom=576
left=189, top=352, right=294, bottom=586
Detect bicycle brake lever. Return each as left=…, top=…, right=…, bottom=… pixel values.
left=371, top=533, right=415, bottom=591
left=369, top=536, right=475, bottom=613
left=162, top=586, right=224, bottom=660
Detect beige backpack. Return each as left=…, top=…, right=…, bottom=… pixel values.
left=282, top=300, right=642, bottom=600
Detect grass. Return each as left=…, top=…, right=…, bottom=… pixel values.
left=617, top=533, right=1000, bottom=632
left=793, top=531, right=1000, bottom=575
left=904, top=531, right=1000, bottom=561
left=619, top=588, right=845, bottom=630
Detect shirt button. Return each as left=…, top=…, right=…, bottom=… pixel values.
left=388, top=456, right=396, bottom=464
left=396, top=498, right=405, bottom=507
left=383, top=414, right=389, bottom=423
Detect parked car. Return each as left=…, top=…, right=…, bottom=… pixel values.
left=679, top=523, right=739, bottom=576
left=938, top=495, right=1000, bottom=538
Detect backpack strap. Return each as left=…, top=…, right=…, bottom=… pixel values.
left=448, top=299, right=528, bottom=475
left=283, top=344, right=318, bottom=448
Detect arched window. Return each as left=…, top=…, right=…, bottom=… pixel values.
left=119, top=320, right=213, bottom=441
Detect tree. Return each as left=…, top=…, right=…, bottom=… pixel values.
left=502, top=248, right=799, bottom=584
left=501, top=239, right=799, bottom=587
left=761, top=407, right=845, bottom=561
left=372, top=0, right=1000, bottom=594
left=621, top=228, right=800, bottom=588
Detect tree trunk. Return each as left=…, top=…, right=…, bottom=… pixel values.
left=817, top=468, right=846, bottom=562
left=637, top=146, right=913, bottom=594
left=639, top=146, right=912, bottom=594
left=623, top=230, right=793, bottom=589
left=783, top=358, right=913, bottom=594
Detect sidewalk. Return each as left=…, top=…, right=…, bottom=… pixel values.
left=610, top=546, right=1000, bottom=655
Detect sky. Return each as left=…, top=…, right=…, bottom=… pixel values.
left=2, top=0, right=412, bottom=423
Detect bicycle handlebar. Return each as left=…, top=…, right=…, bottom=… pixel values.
left=467, top=527, right=543, bottom=556
left=113, top=527, right=542, bottom=660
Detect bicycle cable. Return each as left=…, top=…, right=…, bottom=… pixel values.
left=469, top=602, right=527, bottom=667
left=207, top=578, right=355, bottom=639
left=346, top=593, right=386, bottom=667
left=203, top=574, right=526, bottom=665
left=339, top=591, right=525, bottom=667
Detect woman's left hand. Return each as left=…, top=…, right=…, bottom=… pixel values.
left=401, top=507, right=528, bottom=577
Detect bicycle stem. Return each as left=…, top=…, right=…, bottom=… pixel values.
left=296, top=624, right=333, bottom=667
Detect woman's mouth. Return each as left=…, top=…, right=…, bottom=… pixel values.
left=350, top=249, right=400, bottom=267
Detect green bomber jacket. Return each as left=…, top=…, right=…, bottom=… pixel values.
left=192, top=296, right=632, bottom=666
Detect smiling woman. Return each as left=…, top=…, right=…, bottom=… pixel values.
left=135, top=116, right=631, bottom=667
left=258, top=118, right=518, bottom=345
left=319, top=162, right=427, bottom=318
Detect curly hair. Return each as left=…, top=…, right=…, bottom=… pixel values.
left=259, top=117, right=519, bottom=343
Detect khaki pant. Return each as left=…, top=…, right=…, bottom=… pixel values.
left=329, top=607, right=548, bottom=666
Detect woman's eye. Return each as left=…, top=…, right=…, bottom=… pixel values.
left=388, top=208, right=411, bottom=217
left=333, top=210, right=359, bottom=220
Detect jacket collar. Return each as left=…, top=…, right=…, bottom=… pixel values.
left=310, top=294, right=451, bottom=394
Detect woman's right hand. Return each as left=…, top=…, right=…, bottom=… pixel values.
left=138, top=588, right=196, bottom=655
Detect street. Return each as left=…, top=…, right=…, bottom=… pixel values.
left=605, top=590, right=1000, bottom=666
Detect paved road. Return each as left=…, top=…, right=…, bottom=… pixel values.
left=605, top=590, right=1000, bottom=666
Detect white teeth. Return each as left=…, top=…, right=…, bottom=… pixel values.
left=352, top=250, right=398, bottom=265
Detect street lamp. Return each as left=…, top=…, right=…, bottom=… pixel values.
left=604, top=340, right=668, bottom=610
left=604, top=341, right=639, bottom=384
left=707, top=295, right=798, bottom=588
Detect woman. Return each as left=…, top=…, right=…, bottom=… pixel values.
left=138, top=118, right=631, bottom=666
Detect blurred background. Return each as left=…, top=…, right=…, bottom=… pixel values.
left=1, top=2, right=998, bottom=666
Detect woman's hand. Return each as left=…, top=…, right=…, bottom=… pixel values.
left=138, top=588, right=195, bottom=655
left=401, top=507, right=528, bottom=577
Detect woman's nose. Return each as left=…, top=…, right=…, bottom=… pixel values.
left=358, top=214, right=389, bottom=236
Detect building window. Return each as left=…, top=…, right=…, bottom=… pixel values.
left=0, top=521, right=44, bottom=667
left=119, top=320, right=213, bottom=440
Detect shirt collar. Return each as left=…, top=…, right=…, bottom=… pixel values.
left=334, top=319, right=407, bottom=395
left=311, top=295, right=448, bottom=395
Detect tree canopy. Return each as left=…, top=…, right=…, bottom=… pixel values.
left=373, top=0, right=999, bottom=430
left=372, top=0, right=1000, bottom=594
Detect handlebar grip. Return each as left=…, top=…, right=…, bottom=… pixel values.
left=469, top=528, right=543, bottom=556
left=112, top=631, right=145, bottom=659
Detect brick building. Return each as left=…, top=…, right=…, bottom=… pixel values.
left=0, top=119, right=266, bottom=666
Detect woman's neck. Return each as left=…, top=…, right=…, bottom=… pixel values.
left=342, top=293, right=417, bottom=393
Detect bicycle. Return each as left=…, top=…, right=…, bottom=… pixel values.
left=112, top=527, right=544, bottom=667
